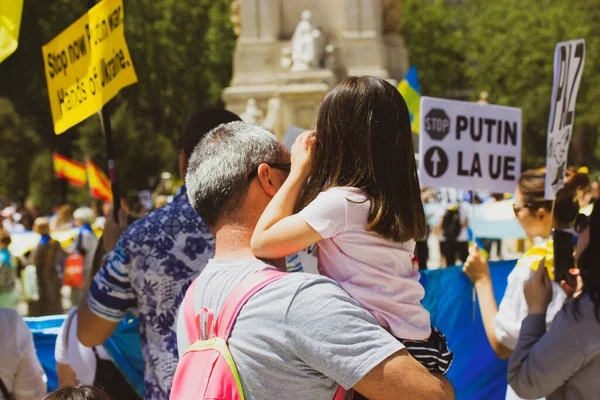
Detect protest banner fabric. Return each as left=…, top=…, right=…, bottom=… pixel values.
left=42, top=0, right=137, bottom=134
left=419, top=97, right=522, bottom=194
left=52, top=153, right=87, bottom=187
left=545, top=39, right=585, bottom=199
left=0, top=0, right=23, bottom=63
left=87, top=159, right=112, bottom=202
left=398, top=66, right=421, bottom=134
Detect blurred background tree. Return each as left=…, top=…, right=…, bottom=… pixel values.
left=0, top=0, right=235, bottom=212
left=2, top=0, right=600, bottom=212
left=402, top=0, right=600, bottom=171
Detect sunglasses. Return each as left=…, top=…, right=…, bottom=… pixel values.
left=247, top=163, right=291, bottom=181
left=512, top=201, right=553, bottom=217
left=574, top=213, right=589, bottom=234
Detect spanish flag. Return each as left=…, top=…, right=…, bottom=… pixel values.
left=53, top=153, right=87, bottom=187
left=0, top=0, right=24, bottom=64
left=86, top=160, right=113, bottom=202
left=398, top=66, right=421, bottom=134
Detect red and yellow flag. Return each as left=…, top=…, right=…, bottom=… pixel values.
left=86, top=160, right=112, bottom=202
left=53, top=153, right=87, bottom=187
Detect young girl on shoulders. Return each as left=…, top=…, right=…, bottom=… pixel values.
left=252, top=76, right=452, bottom=374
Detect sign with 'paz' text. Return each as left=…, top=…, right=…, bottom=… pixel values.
left=42, top=0, right=137, bottom=134
left=545, top=39, right=585, bottom=199
left=419, top=97, right=522, bottom=193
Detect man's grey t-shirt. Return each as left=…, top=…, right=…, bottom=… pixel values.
left=176, top=259, right=404, bottom=399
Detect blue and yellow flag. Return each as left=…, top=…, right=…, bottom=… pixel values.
left=0, top=0, right=24, bottom=64
left=398, top=66, right=421, bottom=133
left=467, top=227, right=489, bottom=259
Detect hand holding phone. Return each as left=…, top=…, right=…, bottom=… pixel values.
left=552, top=229, right=576, bottom=285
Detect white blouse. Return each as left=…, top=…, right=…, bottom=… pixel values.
left=0, top=309, right=46, bottom=400
left=54, top=308, right=112, bottom=386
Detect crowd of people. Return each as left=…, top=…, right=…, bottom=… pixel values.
left=0, top=76, right=599, bottom=399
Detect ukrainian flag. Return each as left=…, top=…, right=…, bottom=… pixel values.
left=397, top=66, right=421, bottom=134
left=467, top=227, right=489, bottom=259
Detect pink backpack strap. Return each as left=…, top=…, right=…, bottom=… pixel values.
left=215, top=269, right=287, bottom=339
left=333, top=386, right=353, bottom=400
left=183, top=279, right=200, bottom=343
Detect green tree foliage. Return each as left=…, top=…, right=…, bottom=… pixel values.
left=402, top=0, right=600, bottom=170
left=0, top=0, right=236, bottom=211
left=0, top=99, right=41, bottom=203
left=118, top=0, right=237, bottom=147
left=401, top=0, right=467, bottom=97
left=75, top=103, right=177, bottom=192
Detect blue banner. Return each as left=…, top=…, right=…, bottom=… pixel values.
left=420, top=260, right=516, bottom=399
left=25, top=314, right=143, bottom=395
left=27, top=261, right=516, bottom=398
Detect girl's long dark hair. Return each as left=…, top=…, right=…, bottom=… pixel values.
left=297, top=76, right=426, bottom=242
left=572, top=198, right=600, bottom=322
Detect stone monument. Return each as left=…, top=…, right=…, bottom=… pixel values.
left=223, top=0, right=409, bottom=137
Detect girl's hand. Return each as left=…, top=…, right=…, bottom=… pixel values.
left=524, top=259, right=553, bottom=314
left=290, top=130, right=316, bottom=181
left=463, top=245, right=490, bottom=285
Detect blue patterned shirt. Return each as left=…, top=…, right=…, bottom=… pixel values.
left=88, top=187, right=214, bottom=399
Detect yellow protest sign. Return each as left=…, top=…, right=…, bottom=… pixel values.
left=0, top=0, right=24, bottom=63
left=42, top=0, right=137, bottom=134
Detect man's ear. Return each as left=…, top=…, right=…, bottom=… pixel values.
left=256, top=163, right=277, bottom=198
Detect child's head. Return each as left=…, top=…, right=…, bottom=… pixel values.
left=43, top=386, right=111, bottom=400
left=299, top=75, right=426, bottom=242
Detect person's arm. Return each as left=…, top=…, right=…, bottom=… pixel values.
left=508, top=266, right=581, bottom=397
left=77, top=244, right=134, bottom=346
left=354, top=350, right=454, bottom=400
left=77, top=209, right=132, bottom=347
left=463, top=245, right=512, bottom=359
left=284, top=277, right=453, bottom=399
left=251, top=178, right=323, bottom=259
left=77, top=297, right=121, bottom=347
left=252, top=131, right=322, bottom=258
left=57, top=362, right=79, bottom=387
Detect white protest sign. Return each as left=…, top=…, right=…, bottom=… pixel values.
left=545, top=39, right=585, bottom=199
left=282, top=125, right=307, bottom=151
left=419, top=97, right=522, bottom=193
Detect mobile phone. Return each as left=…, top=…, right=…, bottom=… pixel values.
left=552, top=229, right=576, bottom=284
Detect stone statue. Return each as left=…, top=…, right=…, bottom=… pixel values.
left=476, top=91, right=489, bottom=104
left=240, top=98, right=263, bottom=123
left=290, top=10, right=324, bottom=71
left=383, top=0, right=401, bottom=34
left=230, top=0, right=242, bottom=37
left=263, top=98, right=282, bottom=131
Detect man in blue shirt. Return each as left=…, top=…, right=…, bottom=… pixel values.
left=77, top=109, right=241, bottom=399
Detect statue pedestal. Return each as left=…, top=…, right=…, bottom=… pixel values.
left=223, top=69, right=335, bottom=137
left=224, top=1, right=409, bottom=137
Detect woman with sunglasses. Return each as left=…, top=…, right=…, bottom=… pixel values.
left=463, top=168, right=588, bottom=400
left=507, top=198, right=600, bottom=399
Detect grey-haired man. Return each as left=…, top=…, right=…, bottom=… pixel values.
left=176, top=121, right=454, bottom=400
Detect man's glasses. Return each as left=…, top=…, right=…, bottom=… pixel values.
left=574, top=213, right=589, bottom=234
left=247, top=163, right=291, bottom=181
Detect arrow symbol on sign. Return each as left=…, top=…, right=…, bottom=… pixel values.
left=431, top=148, right=441, bottom=176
